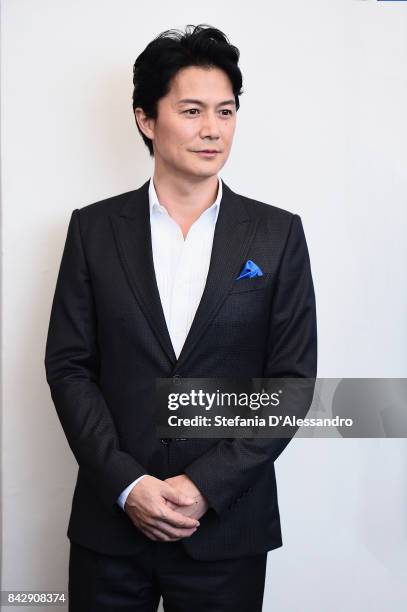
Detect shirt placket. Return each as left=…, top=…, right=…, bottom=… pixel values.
left=169, top=222, right=194, bottom=358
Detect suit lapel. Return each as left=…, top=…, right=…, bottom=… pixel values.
left=109, top=178, right=258, bottom=371
left=110, top=179, right=177, bottom=365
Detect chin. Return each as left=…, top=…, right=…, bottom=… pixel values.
left=193, top=169, right=219, bottom=180
left=180, top=165, right=218, bottom=180
left=194, top=161, right=224, bottom=175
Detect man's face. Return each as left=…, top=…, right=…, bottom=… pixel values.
left=138, top=65, right=237, bottom=179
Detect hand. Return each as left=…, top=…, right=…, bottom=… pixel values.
left=164, top=474, right=209, bottom=521
left=124, top=475, right=200, bottom=542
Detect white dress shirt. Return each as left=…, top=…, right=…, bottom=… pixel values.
left=116, top=175, right=223, bottom=510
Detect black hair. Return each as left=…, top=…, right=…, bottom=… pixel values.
left=132, top=24, right=243, bottom=156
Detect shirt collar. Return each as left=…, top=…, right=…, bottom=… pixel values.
left=148, top=175, right=222, bottom=224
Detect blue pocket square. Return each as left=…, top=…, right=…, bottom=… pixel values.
left=236, top=259, right=264, bottom=280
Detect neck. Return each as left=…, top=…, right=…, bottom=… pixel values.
left=152, top=168, right=219, bottom=223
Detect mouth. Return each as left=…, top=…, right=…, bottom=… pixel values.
left=193, top=150, right=220, bottom=157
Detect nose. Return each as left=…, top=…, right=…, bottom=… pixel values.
left=199, top=111, right=220, bottom=140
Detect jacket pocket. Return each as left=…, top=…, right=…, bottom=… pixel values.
left=229, top=272, right=272, bottom=294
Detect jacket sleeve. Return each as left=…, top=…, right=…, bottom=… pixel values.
left=184, top=214, right=318, bottom=516
left=117, top=475, right=149, bottom=510
left=44, top=209, right=147, bottom=511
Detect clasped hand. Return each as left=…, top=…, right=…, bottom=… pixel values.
left=124, top=474, right=209, bottom=542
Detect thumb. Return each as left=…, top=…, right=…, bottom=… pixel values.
left=163, top=484, right=196, bottom=506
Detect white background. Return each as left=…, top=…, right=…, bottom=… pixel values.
left=1, top=1, right=406, bottom=610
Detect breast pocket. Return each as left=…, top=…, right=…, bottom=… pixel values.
left=228, top=272, right=272, bottom=294
left=214, top=273, right=273, bottom=330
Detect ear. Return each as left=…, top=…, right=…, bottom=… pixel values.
left=134, top=107, right=155, bottom=140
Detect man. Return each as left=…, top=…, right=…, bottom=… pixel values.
left=45, top=24, right=317, bottom=612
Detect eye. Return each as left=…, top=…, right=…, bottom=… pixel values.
left=182, top=108, right=234, bottom=117
left=183, top=108, right=200, bottom=116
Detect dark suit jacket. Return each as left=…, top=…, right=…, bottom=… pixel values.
left=44, top=178, right=317, bottom=561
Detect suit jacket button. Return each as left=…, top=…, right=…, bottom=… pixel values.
left=173, top=374, right=182, bottom=385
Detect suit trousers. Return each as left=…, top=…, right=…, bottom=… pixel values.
left=68, top=539, right=268, bottom=612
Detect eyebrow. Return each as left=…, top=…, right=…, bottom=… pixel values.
left=176, top=98, right=236, bottom=108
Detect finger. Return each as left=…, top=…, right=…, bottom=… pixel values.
left=141, top=528, right=158, bottom=541
left=141, top=524, right=178, bottom=542
left=144, top=511, right=195, bottom=532
left=163, top=485, right=196, bottom=507
left=164, top=499, right=177, bottom=509
left=151, top=520, right=197, bottom=539
left=144, top=526, right=182, bottom=542
left=156, top=506, right=200, bottom=528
